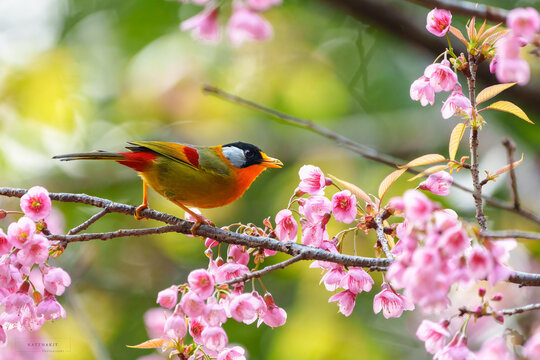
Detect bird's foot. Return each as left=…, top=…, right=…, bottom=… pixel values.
left=134, top=204, right=148, bottom=220
left=190, top=218, right=215, bottom=236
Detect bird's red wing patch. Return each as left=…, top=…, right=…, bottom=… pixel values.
left=182, top=146, right=199, bottom=168
left=117, top=151, right=157, bottom=172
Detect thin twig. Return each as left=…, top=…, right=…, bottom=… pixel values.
left=481, top=230, right=540, bottom=241
left=68, top=208, right=111, bottom=235
left=503, top=138, right=521, bottom=211
left=405, top=0, right=508, bottom=23
left=52, top=226, right=180, bottom=245
left=219, top=254, right=305, bottom=286
left=202, top=85, right=540, bottom=227
left=459, top=302, right=540, bottom=318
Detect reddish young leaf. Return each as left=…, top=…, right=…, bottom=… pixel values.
left=408, top=165, right=450, bottom=182
left=449, top=26, right=468, bottom=46
left=400, top=154, right=446, bottom=168
left=494, top=153, right=524, bottom=176
left=127, top=338, right=168, bottom=349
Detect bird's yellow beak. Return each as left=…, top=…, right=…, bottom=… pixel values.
left=260, top=152, right=283, bottom=168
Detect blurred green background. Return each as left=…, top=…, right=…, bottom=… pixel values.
left=1, top=0, right=540, bottom=359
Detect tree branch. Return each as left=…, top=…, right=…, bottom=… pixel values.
left=481, top=230, right=540, bottom=241
left=68, top=208, right=111, bottom=235
left=219, top=254, right=306, bottom=287
left=375, top=212, right=394, bottom=260
left=202, top=85, right=540, bottom=227
left=459, top=302, right=540, bottom=318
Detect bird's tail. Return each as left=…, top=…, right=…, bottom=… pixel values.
left=52, top=151, right=125, bottom=161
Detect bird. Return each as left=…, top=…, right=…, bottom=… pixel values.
left=53, top=141, right=283, bottom=234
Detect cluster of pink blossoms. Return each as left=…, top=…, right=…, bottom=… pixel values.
left=387, top=189, right=515, bottom=312
left=146, top=243, right=287, bottom=358
left=492, top=7, right=540, bottom=85
left=179, top=0, right=280, bottom=46
left=0, top=186, right=71, bottom=346
left=411, top=9, right=472, bottom=120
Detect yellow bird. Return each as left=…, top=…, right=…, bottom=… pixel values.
left=54, top=141, right=283, bottom=233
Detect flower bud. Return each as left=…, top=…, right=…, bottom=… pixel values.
left=491, top=293, right=503, bottom=301
left=478, top=287, right=486, bottom=297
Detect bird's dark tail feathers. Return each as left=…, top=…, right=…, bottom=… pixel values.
left=52, top=151, right=125, bottom=161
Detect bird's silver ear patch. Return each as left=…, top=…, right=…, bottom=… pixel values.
left=222, top=146, right=246, bottom=168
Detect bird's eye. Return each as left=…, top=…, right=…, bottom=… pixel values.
left=245, top=149, right=254, bottom=158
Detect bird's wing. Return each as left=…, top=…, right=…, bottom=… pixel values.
left=127, top=141, right=200, bottom=171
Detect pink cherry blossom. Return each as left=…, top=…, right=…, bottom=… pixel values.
left=202, top=326, right=228, bottom=353
left=36, top=295, right=66, bottom=321
left=7, top=217, right=36, bottom=249
left=426, top=8, right=452, bottom=37
left=489, top=56, right=498, bottom=74
left=416, top=320, right=450, bottom=354
left=180, top=290, right=206, bottom=318
left=424, top=59, right=457, bottom=92
left=373, top=283, right=414, bottom=319
left=524, top=330, right=540, bottom=360
left=497, top=34, right=522, bottom=60
left=297, top=165, right=328, bottom=195
left=403, top=190, right=434, bottom=225
left=476, top=336, right=515, bottom=360
left=275, top=209, right=298, bottom=242
left=435, top=335, right=475, bottom=360
left=16, top=234, right=49, bottom=266
left=156, top=285, right=178, bottom=309
left=507, top=7, right=540, bottom=43
left=302, top=196, right=332, bottom=223
left=189, top=318, right=206, bottom=343
left=340, top=267, right=374, bottom=294
left=228, top=245, right=250, bottom=266
left=0, top=325, right=5, bottom=346
left=213, top=262, right=249, bottom=284
left=441, top=87, right=472, bottom=119
left=204, top=298, right=227, bottom=326
left=258, top=293, right=286, bottom=328
left=0, top=258, right=23, bottom=289
left=188, top=269, right=215, bottom=300
left=246, top=0, right=281, bottom=11
left=320, top=266, right=346, bottom=291
left=300, top=219, right=327, bottom=248
left=331, top=190, right=357, bottom=224
left=467, top=245, right=493, bottom=280
left=410, top=76, right=435, bottom=106
left=218, top=346, right=246, bottom=360
left=144, top=308, right=170, bottom=339
left=328, top=290, right=356, bottom=317
left=181, top=8, right=221, bottom=44
left=419, top=171, right=453, bottom=196
left=43, top=267, right=71, bottom=296
left=20, top=186, right=51, bottom=221
left=0, top=229, right=12, bottom=255
left=439, top=225, right=470, bottom=255
left=496, top=57, right=530, bottom=86
left=226, top=6, right=273, bottom=46
left=228, top=292, right=265, bottom=324
left=164, top=305, right=187, bottom=340
left=2, top=290, right=43, bottom=331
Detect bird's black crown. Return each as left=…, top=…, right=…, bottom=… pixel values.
left=223, top=142, right=264, bottom=168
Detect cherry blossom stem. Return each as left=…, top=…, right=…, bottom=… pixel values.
left=459, top=302, right=540, bottom=318
left=202, top=85, right=540, bottom=227
left=219, top=254, right=305, bottom=287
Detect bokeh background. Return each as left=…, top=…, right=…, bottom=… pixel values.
left=1, top=0, right=540, bottom=359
